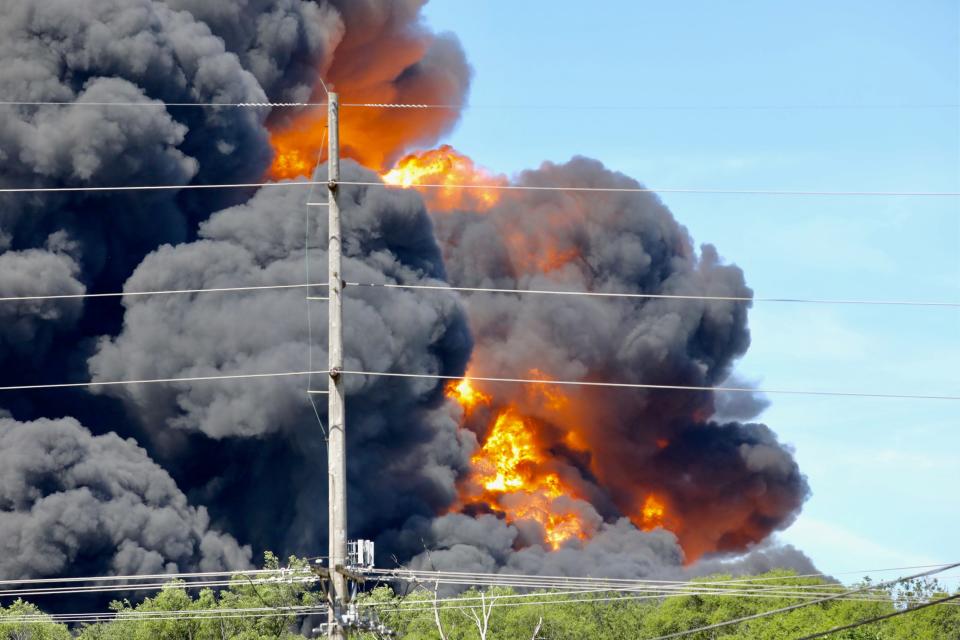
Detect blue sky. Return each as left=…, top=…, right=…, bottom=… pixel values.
left=422, top=1, right=960, bottom=579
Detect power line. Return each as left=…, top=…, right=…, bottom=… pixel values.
left=0, top=180, right=328, bottom=194
left=5, top=612, right=321, bottom=626
left=372, top=582, right=904, bottom=607
left=0, top=283, right=329, bottom=304
left=345, top=281, right=960, bottom=309
left=2, top=564, right=953, bottom=624
left=0, top=100, right=325, bottom=108
left=4, top=100, right=955, bottom=111
left=368, top=571, right=851, bottom=593
left=368, top=585, right=959, bottom=617
left=0, top=370, right=330, bottom=393
left=0, top=568, right=302, bottom=587
left=2, top=560, right=940, bottom=595
left=7, top=582, right=952, bottom=625
left=794, top=592, right=960, bottom=639
left=2, top=279, right=954, bottom=309
left=2, top=606, right=328, bottom=625
left=350, top=103, right=960, bottom=113
left=6, top=611, right=328, bottom=626
left=642, top=561, right=960, bottom=640
left=8, top=576, right=905, bottom=613
left=7, top=607, right=324, bottom=622
left=366, top=563, right=960, bottom=589
left=0, top=569, right=300, bottom=587
left=372, top=572, right=960, bottom=595
left=341, top=102, right=960, bottom=111
left=363, top=566, right=960, bottom=603
left=371, top=568, right=813, bottom=587
left=334, top=369, right=960, bottom=401
left=370, top=589, right=956, bottom=616
left=1, top=179, right=957, bottom=197
left=3, top=366, right=956, bottom=400
left=1, top=563, right=946, bottom=597
left=340, top=180, right=960, bottom=198
left=0, top=577, right=315, bottom=599
left=6, top=605, right=320, bottom=620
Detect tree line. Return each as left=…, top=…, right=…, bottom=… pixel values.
left=2, top=556, right=957, bottom=639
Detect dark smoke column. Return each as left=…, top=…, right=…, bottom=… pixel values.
left=0, top=0, right=811, bottom=588
left=0, top=0, right=475, bottom=584
left=89, top=163, right=474, bottom=561
left=0, top=416, right=251, bottom=579
left=425, top=156, right=810, bottom=563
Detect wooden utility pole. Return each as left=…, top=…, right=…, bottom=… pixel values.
left=326, top=91, right=349, bottom=639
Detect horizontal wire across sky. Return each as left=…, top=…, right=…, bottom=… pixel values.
left=0, top=280, right=956, bottom=308
left=1, top=179, right=958, bottom=196
left=0, top=368, right=956, bottom=401
left=0, top=168, right=954, bottom=398
left=2, top=100, right=958, bottom=110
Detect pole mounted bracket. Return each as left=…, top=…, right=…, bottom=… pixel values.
left=327, top=179, right=338, bottom=190
left=329, top=367, right=341, bottom=380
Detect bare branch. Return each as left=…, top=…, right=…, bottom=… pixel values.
left=530, top=616, right=543, bottom=640
left=420, top=543, right=448, bottom=640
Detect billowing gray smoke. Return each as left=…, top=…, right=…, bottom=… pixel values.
left=390, top=515, right=813, bottom=591
left=0, top=0, right=274, bottom=401
left=88, top=162, right=473, bottom=553
left=410, top=156, right=810, bottom=566
left=0, top=0, right=472, bottom=583
left=0, top=0, right=810, bottom=595
left=0, top=416, right=250, bottom=578
left=161, top=0, right=343, bottom=102
left=0, top=240, right=84, bottom=367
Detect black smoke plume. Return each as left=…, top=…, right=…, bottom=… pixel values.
left=0, top=415, right=250, bottom=579
left=88, top=163, right=473, bottom=553
left=0, top=0, right=473, bottom=584
left=0, top=0, right=811, bottom=603
left=419, top=156, right=810, bottom=563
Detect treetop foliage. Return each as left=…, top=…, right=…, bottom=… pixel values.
left=1, top=560, right=957, bottom=639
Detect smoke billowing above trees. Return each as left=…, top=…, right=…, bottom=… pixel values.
left=0, top=415, right=251, bottom=579
left=0, top=0, right=812, bottom=590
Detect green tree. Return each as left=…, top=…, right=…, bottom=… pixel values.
left=77, top=553, right=319, bottom=640
left=8, top=565, right=959, bottom=639
left=0, top=599, right=72, bottom=640
left=353, top=570, right=960, bottom=640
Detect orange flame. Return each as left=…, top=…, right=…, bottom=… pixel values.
left=640, top=494, right=667, bottom=530
left=502, top=231, right=583, bottom=274
left=471, top=408, right=541, bottom=493
left=382, top=146, right=506, bottom=211
left=448, top=375, right=685, bottom=552
left=269, top=122, right=326, bottom=180
left=527, top=369, right=570, bottom=411
left=447, top=378, right=490, bottom=414
left=447, top=381, right=590, bottom=550
left=469, top=408, right=588, bottom=549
